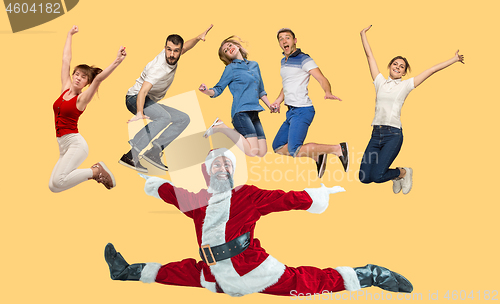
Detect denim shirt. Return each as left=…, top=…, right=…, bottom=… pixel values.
left=210, top=59, right=267, bottom=118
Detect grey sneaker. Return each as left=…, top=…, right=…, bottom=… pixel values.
left=143, top=147, right=168, bottom=171
left=392, top=178, right=402, bottom=194
left=400, top=167, right=413, bottom=195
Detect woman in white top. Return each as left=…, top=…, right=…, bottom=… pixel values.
left=359, top=25, right=464, bottom=194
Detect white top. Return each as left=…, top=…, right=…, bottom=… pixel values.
left=280, top=50, right=318, bottom=107
left=371, top=73, right=415, bottom=128
left=127, top=49, right=178, bottom=102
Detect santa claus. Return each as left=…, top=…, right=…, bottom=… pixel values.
left=105, top=148, right=413, bottom=296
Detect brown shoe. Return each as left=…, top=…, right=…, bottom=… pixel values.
left=92, top=162, right=116, bottom=189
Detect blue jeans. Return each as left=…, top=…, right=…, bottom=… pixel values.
left=232, top=111, right=266, bottom=139
left=126, top=95, right=190, bottom=153
left=359, top=125, right=403, bottom=184
left=272, top=105, right=315, bottom=157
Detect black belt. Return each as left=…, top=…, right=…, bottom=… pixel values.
left=199, top=232, right=250, bottom=266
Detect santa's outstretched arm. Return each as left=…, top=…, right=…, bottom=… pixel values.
left=304, top=183, right=345, bottom=214
left=140, top=173, right=173, bottom=200
left=253, top=184, right=345, bottom=216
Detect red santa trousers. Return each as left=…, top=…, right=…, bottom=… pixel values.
left=154, top=258, right=346, bottom=296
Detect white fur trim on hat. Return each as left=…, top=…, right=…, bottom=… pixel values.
left=205, top=148, right=236, bottom=175
left=140, top=263, right=162, bottom=284
left=335, top=266, right=361, bottom=291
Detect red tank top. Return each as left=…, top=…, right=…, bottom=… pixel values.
left=53, top=89, right=84, bottom=137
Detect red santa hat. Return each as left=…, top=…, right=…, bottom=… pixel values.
left=204, top=148, right=236, bottom=175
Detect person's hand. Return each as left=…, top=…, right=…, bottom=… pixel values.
left=325, top=92, right=342, bottom=101
left=127, top=113, right=150, bottom=123
left=319, top=183, right=346, bottom=194
left=116, top=46, right=127, bottom=63
left=270, top=101, right=281, bottom=113
left=360, top=25, right=372, bottom=35
left=199, top=83, right=210, bottom=94
left=455, top=50, right=465, bottom=64
left=69, top=25, right=79, bottom=35
left=198, top=24, right=213, bottom=42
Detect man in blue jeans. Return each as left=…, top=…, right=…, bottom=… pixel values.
left=119, top=25, right=213, bottom=173
left=270, top=28, right=349, bottom=178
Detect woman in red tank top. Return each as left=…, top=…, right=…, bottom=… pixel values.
left=49, top=25, right=126, bottom=193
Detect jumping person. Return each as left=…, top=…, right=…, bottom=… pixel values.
left=49, top=25, right=126, bottom=192
left=359, top=25, right=464, bottom=194
left=104, top=148, right=413, bottom=296
left=119, top=25, right=213, bottom=173
left=199, top=36, right=273, bottom=157
left=270, top=28, right=348, bottom=178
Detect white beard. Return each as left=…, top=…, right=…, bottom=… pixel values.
left=208, top=172, right=234, bottom=194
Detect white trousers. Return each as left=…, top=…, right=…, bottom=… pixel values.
left=49, top=133, right=93, bottom=193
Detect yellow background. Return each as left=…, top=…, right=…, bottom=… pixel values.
left=0, top=0, right=498, bottom=303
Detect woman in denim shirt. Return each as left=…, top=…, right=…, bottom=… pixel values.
left=199, top=36, right=273, bottom=157
left=359, top=25, right=464, bottom=195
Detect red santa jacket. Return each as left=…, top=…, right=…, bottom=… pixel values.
left=156, top=182, right=322, bottom=296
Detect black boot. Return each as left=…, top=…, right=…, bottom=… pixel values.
left=105, top=243, right=146, bottom=281
left=354, top=264, right=413, bottom=293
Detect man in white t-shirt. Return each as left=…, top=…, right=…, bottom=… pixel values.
left=119, top=25, right=213, bottom=173
left=270, top=28, right=349, bottom=178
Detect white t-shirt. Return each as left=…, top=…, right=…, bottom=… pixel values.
left=280, top=50, right=318, bottom=107
left=371, top=73, right=415, bottom=128
left=127, top=49, right=177, bottom=102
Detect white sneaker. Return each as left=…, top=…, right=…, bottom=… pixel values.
left=203, top=117, right=223, bottom=138
left=392, top=178, right=402, bottom=194
left=401, top=167, right=413, bottom=195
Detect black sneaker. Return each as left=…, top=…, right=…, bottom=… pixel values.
left=338, top=142, right=349, bottom=172
left=316, top=154, right=327, bottom=178
left=143, top=148, right=168, bottom=171
left=119, top=154, right=148, bottom=173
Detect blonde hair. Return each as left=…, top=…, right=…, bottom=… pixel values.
left=218, top=36, right=248, bottom=66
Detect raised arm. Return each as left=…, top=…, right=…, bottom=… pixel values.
left=413, top=50, right=465, bottom=88
left=61, top=25, right=79, bottom=93
left=309, top=68, right=342, bottom=101
left=360, top=25, right=380, bottom=81
left=181, top=24, right=213, bottom=55
left=76, top=46, right=127, bottom=110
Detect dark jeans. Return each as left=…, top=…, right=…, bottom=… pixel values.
left=126, top=95, right=190, bottom=153
left=231, top=111, right=266, bottom=139
left=359, top=125, right=403, bottom=184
